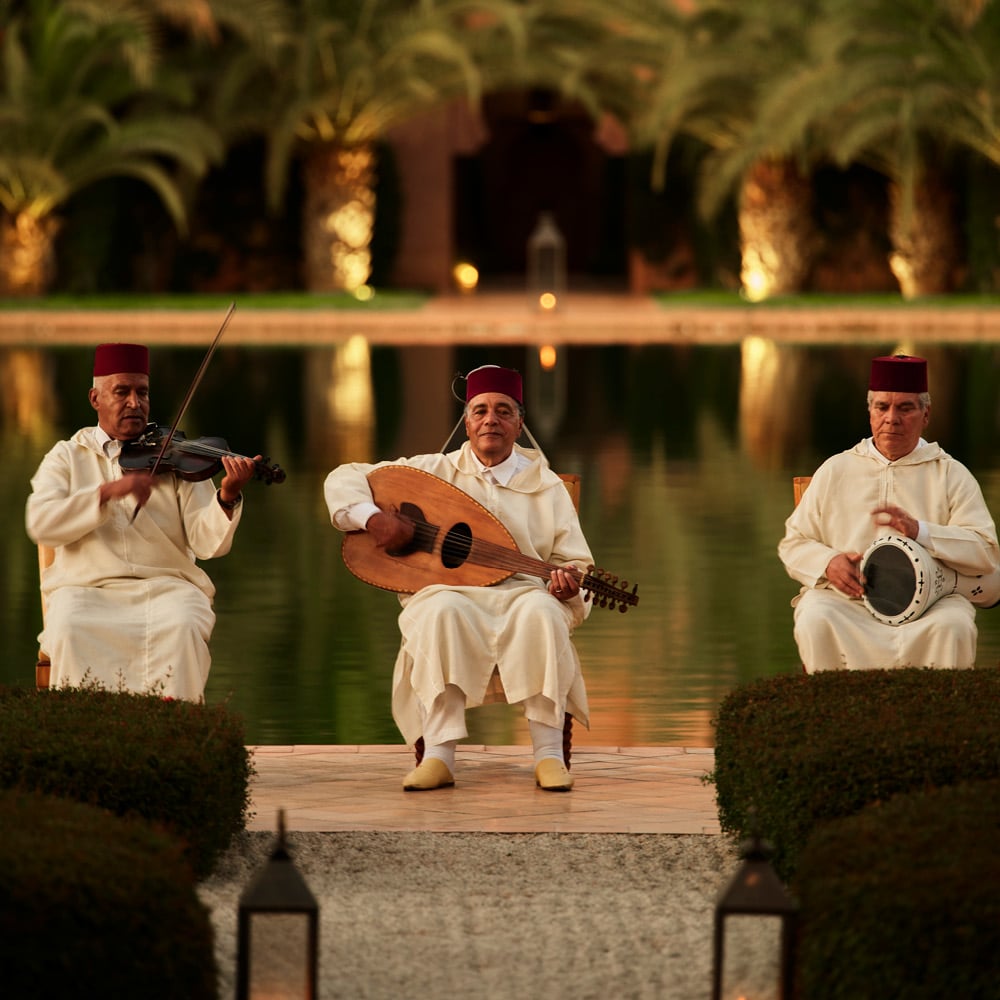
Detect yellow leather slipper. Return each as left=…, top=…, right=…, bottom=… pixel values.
left=403, top=758, right=455, bottom=791
left=535, top=758, right=573, bottom=792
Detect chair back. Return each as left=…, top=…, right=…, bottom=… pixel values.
left=558, top=473, right=581, bottom=512
left=793, top=476, right=812, bottom=507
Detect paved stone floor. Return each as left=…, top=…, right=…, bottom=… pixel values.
left=247, top=744, right=721, bottom=835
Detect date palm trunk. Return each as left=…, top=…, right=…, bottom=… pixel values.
left=0, top=211, right=60, bottom=296
left=888, top=171, right=961, bottom=298
left=738, top=157, right=815, bottom=301
left=301, top=142, right=376, bottom=293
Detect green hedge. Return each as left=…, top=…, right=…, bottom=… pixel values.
left=0, top=788, right=217, bottom=998
left=0, top=686, right=253, bottom=878
left=793, top=779, right=1000, bottom=1000
left=712, top=667, right=1000, bottom=882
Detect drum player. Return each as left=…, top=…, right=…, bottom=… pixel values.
left=779, top=353, right=1000, bottom=672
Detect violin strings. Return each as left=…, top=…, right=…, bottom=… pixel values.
left=171, top=439, right=250, bottom=461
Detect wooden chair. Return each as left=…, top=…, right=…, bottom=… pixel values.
left=36, top=544, right=54, bottom=690
left=793, top=475, right=812, bottom=507
left=414, top=472, right=581, bottom=769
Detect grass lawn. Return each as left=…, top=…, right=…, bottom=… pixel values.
left=0, top=290, right=430, bottom=311
left=651, top=290, right=1000, bottom=308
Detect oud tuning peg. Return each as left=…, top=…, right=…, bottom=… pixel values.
left=618, top=604, right=629, bottom=614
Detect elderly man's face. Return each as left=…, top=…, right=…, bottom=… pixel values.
left=464, top=392, right=523, bottom=467
left=89, top=373, right=150, bottom=440
left=869, top=391, right=929, bottom=461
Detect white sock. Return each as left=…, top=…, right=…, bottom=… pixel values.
left=424, top=740, right=456, bottom=772
left=529, top=720, right=565, bottom=765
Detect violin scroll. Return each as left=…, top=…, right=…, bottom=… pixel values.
left=253, top=458, right=286, bottom=485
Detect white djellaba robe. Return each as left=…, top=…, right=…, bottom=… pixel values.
left=25, top=426, right=243, bottom=700
left=324, top=442, right=593, bottom=746
left=779, top=438, right=1000, bottom=672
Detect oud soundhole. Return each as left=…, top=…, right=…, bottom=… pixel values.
left=441, top=522, right=473, bottom=568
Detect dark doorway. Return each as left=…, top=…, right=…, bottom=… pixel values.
left=454, top=89, right=627, bottom=290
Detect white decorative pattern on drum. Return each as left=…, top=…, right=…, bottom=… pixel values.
left=861, top=535, right=953, bottom=626
left=861, top=534, right=1000, bottom=625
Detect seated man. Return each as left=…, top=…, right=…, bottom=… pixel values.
left=324, top=364, right=592, bottom=791
left=779, top=353, right=1000, bottom=672
left=25, top=342, right=259, bottom=700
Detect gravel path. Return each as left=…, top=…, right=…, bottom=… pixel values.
left=199, top=831, right=739, bottom=1000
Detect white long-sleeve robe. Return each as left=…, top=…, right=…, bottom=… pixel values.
left=778, top=439, right=999, bottom=671
left=25, top=427, right=242, bottom=699
left=324, top=443, right=592, bottom=745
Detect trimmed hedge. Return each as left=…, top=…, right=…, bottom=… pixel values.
left=793, top=779, right=1000, bottom=1000
left=0, top=788, right=217, bottom=998
left=712, top=667, right=1000, bottom=881
left=0, top=686, right=253, bottom=878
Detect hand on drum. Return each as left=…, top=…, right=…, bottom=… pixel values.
left=826, top=551, right=865, bottom=598
left=871, top=504, right=918, bottom=539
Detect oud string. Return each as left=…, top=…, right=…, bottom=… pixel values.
left=405, top=514, right=589, bottom=588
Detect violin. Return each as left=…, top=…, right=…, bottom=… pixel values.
left=119, top=423, right=286, bottom=485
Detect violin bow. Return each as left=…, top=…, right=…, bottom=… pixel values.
left=129, top=302, right=237, bottom=524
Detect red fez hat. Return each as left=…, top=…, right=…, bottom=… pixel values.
left=93, top=343, right=149, bottom=377
left=465, top=365, right=522, bottom=404
left=869, top=354, right=927, bottom=393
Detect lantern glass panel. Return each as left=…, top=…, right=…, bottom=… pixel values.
left=246, top=912, right=311, bottom=1000
left=717, top=913, right=784, bottom=1000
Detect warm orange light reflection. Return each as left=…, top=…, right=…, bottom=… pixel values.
left=539, top=345, right=557, bottom=370
left=538, top=292, right=558, bottom=311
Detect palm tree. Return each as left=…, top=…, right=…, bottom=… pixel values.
left=626, top=0, right=824, bottom=300
left=0, top=0, right=226, bottom=296
left=231, top=0, right=533, bottom=293
left=732, top=0, right=1000, bottom=297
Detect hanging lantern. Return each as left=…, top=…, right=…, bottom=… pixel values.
left=237, top=809, right=319, bottom=1000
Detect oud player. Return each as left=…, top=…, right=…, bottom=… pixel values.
left=25, top=342, right=259, bottom=700
left=324, top=364, right=593, bottom=791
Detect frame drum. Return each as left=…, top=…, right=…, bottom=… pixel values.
left=861, top=534, right=1000, bottom=625
left=861, top=535, right=952, bottom=626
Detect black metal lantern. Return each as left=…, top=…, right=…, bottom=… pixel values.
left=711, top=832, right=798, bottom=1000
left=237, top=809, right=319, bottom=1000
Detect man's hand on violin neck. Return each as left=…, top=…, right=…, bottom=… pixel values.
left=100, top=472, right=153, bottom=508
left=366, top=511, right=415, bottom=550
left=219, top=454, right=261, bottom=501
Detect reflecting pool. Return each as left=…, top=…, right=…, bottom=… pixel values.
left=5, top=338, right=1000, bottom=746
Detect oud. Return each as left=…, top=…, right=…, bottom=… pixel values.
left=341, top=466, right=639, bottom=613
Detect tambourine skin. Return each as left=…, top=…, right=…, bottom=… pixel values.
left=860, top=534, right=953, bottom=626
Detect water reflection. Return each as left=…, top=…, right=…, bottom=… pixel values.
left=5, top=338, right=1000, bottom=747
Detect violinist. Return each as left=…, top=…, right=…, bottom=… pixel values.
left=25, top=342, right=260, bottom=701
